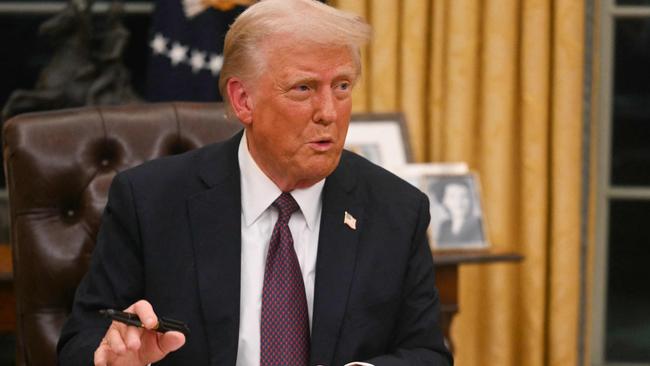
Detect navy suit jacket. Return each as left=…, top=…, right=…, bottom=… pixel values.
left=58, top=132, right=453, bottom=365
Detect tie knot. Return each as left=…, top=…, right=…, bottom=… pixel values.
left=273, top=192, right=299, bottom=219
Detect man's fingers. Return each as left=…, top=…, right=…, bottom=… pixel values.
left=128, top=300, right=158, bottom=329
left=136, top=330, right=186, bottom=364
left=93, top=300, right=185, bottom=365
left=158, top=331, right=186, bottom=354
left=93, top=341, right=110, bottom=366
left=105, top=326, right=127, bottom=354
left=124, top=323, right=143, bottom=351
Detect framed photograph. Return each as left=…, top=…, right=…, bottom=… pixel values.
left=421, top=173, right=489, bottom=250
left=345, top=113, right=412, bottom=170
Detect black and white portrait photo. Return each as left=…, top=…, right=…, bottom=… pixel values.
left=424, top=174, right=488, bottom=250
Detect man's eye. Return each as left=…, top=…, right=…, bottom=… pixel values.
left=335, top=82, right=352, bottom=93
left=294, top=85, right=310, bottom=92
left=334, top=82, right=352, bottom=98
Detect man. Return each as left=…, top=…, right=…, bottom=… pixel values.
left=58, top=0, right=453, bottom=365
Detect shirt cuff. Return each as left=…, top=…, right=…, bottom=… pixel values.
left=343, top=363, right=374, bottom=366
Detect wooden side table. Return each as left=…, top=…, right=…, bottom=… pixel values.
left=433, top=250, right=523, bottom=353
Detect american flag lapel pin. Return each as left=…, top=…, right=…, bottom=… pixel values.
left=344, top=211, right=357, bottom=230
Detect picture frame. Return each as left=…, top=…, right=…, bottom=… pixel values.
left=419, top=173, right=490, bottom=250
left=345, top=113, right=413, bottom=170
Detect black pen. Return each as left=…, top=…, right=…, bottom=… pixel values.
left=99, top=309, right=190, bottom=336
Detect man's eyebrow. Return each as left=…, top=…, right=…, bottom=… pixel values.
left=288, top=76, right=319, bottom=85
left=284, top=69, right=356, bottom=86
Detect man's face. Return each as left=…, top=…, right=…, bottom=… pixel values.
left=242, top=37, right=357, bottom=190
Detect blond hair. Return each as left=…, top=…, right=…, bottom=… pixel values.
left=218, top=0, right=372, bottom=107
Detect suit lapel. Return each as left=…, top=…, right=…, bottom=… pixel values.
left=310, top=154, right=362, bottom=365
left=188, top=133, right=242, bottom=366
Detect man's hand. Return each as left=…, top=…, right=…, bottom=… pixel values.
left=93, top=300, right=186, bottom=366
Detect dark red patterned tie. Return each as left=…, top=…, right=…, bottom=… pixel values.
left=260, top=192, right=310, bottom=366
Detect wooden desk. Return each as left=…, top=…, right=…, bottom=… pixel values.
left=433, top=249, right=523, bottom=353
left=0, top=245, right=15, bottom=333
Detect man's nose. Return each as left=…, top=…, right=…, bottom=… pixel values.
left=313, top=89, right=337, bottom=124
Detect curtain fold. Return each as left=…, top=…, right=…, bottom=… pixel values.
left=332, top=0, right=586, bottom=365
left=519, top=1, right=552, bottom=365
left=400, top=0, right=430, bottom=160
left=369, top=0, right=400, bottom=112
left=548, top=1, right=584, bottom=364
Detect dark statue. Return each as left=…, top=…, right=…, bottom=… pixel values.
left=1, top=0, right=140, bottom=122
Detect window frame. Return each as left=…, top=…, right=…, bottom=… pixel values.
left=592, top=1, right=650, bottom=365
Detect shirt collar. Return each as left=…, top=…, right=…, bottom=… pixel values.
left=238, top=132, right=324, bottom=229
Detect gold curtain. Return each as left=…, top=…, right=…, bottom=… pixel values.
left=332, top=0, right=586, bottom=365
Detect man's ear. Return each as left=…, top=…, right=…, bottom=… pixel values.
left=226, top=78, right=253, bottom=125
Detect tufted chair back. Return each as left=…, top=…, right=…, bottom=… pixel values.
left=2, top=102, right=242, bottom=366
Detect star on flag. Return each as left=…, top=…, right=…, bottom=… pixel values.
left=169, top=42, right=189, bottom=66
left=208, top=54, right=224, bottom=75
left=190, top=50, right=207, bottom=73
left=150, top=33, right=168, bottom=55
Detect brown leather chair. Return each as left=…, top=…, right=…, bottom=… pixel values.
left=2, top=102, right=242, bottom=365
